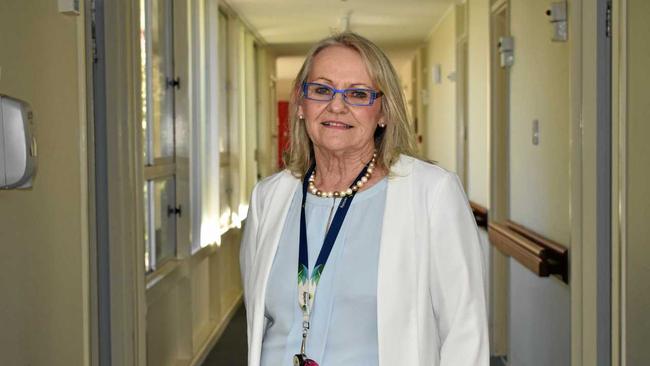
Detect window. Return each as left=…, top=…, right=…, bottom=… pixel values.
left=218, top=9, right=232, bottom=232
left=141, top=0, right=178, bottom=272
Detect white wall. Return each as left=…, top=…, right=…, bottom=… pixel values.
left=466, top=0, right=490, bottom=207
left=0, top=2, right=89, bottom=365
left=507, top=0, right=572, bottom=365
left=424, top=7, right=457, bottom=170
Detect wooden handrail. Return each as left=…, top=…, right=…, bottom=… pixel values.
left=469, top=201, right=488, bottom=228
left=488, top=221, right=568, bottom=283
left=506, top=221, right=568, bottom=256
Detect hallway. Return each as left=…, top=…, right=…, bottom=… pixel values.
left=1, top=0, right=649, bottom=366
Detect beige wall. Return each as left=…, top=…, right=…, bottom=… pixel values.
left=625, top=0, right=650, bottom=363
left=507, top=0, right=571, bottom=365
left=467, top=0, right=490, bottom=207
left=256, top=47, right=278, bottom=177
left=276, top=78, right=293, bottom=102
left=425, top=7, right=457, bottom=170
left=399, top=57, right=415, bottom=124
left=509, top=0, right=571, bottom=243
left=0, top=2, right=89, bottom=365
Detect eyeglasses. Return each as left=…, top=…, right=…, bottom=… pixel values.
left=302, top=82, right=383, bottom=106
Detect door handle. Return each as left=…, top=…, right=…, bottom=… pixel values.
left=166, top=77, right=181, bottom=89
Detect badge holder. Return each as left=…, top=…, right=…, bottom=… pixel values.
left=293, top=353, right=317, bottom=366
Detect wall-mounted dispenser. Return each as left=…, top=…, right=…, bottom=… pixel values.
left=498, top=36, right=515, bottom=68
left=0, top=95, right=37, bottom=189
left=546, top=1, right=568, bottom=42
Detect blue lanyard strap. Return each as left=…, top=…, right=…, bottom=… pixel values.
left=295, top=160, right=372, bottom=363
left=298, top=161, right=371, bottom=288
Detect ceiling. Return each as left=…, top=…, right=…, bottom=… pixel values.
left=225, top=0, right=457, bottom=72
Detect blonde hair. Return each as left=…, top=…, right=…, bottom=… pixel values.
left=283, top=32, right=418, bottom=176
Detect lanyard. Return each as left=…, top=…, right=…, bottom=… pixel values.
left=296, top=161, right=371, bottom=358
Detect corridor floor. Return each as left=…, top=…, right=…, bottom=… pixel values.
left=202, top=305, right=247, bottom=366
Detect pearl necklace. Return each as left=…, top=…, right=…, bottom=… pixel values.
left=308, top=153, right=377, bottom=198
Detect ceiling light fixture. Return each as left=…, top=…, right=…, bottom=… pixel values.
left=339, top=11, right=351, bottom=32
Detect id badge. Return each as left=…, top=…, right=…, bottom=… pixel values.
left=293, top=353, right=318, bottom=366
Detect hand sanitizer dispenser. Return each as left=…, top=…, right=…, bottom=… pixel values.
left=0, top=94, right=37, bottom=189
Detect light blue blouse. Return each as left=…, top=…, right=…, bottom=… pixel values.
left=260, top=177, right=387, bottom=366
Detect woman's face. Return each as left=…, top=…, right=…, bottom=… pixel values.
left=298, top=45, right=383, bottom=157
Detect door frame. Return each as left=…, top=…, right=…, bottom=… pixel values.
left=611, top=0, right=626, bottom=364
left=488, top=0, right=510, bottom=358
left=88, top=0, right=147, bottom=365
left=569, top=0, right=614, bottom=365
left=456, top=34, right=469, bottom=189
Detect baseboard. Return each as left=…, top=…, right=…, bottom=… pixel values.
left=490, top=355, right=508, bottom=366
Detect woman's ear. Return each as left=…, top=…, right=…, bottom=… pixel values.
left=298, top=105, right=305, bottom=119
left=377, top=110, right=385, bottom=127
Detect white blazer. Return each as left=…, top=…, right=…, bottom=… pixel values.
left=240, top=155, right=489, bottom=366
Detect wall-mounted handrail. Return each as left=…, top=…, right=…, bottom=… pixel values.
left=488, top=220, right=568, bottom=283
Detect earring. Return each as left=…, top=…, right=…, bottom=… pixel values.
left=299, top=115, right=305, bottom=121
left=379, top=122, right=386, bottom=128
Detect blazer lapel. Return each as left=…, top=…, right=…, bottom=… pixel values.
left=377, top=156, right=419, bottom=366
left=248, top=173, right=300, bottom=366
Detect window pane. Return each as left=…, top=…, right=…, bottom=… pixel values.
left=140, top=0, right=149, bottom=163
left=153, top=177, right=176, bottom=265
left=218, top=10, right=229, bottom=155
left=144, top=181, right=151, bottom=272
left=148, top=0, right=174, bottom=163
left=218, top=11, right=232, bottom=229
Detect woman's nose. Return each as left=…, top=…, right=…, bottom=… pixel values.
left=327, top=92, right=348, bottom=113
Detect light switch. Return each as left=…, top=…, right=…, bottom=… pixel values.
left=432, top=64, right=442, bottom=84
left=532, top=119, right=540, bottom=145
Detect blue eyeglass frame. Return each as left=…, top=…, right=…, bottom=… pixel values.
left=302, top=82, right=383, bottom=106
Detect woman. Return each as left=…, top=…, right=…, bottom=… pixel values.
left=241, top=32, right=488, bottom=366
